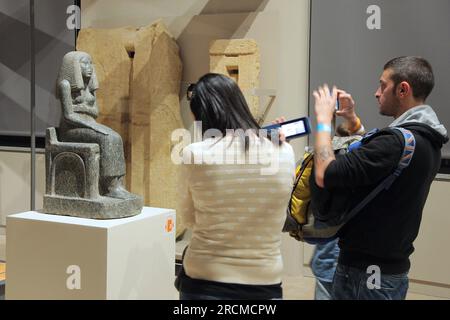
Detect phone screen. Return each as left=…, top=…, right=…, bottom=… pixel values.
left=281, top=120, right=307, bottom=137
left=263, top=117, right=311, bottom=140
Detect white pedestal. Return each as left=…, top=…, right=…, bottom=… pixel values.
left=6, top=207, right=176, bottom=300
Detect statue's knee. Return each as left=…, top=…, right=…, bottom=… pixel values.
left=107, top=130, right=122, bottom=144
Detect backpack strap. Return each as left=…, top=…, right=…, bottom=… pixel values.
left=337, top=127, right=416, bottom=225
left=348, top=128, right=380, bottom=152
left=385, top=127, right=416, bottom=186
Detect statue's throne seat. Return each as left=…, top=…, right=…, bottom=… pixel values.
left=43, top=127, right=142, bottom=219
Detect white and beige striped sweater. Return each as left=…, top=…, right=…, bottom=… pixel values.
left=178, top=135, right=295, bottom=285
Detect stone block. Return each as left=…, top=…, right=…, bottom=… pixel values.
left=210, top=39, right=260, bottom=116
left=76, top=21, right=185, bottom=236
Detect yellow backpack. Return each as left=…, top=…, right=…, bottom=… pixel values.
left=283, top=136, right=363, bottom=243
left=289, top=152, right=314, bottom=231
left=283, top=129, right=416, bottom=244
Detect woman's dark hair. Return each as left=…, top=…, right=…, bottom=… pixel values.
left=188, top=73, right=263, bottom=149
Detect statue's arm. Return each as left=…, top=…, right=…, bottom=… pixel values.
left=92, top=91, right=99, bottom=118
left=59, top=80, right=76, bottom=120
left=59, top=80, right=107, bottom=135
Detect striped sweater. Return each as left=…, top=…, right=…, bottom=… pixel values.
left=178, top=134, right=295, bottom=285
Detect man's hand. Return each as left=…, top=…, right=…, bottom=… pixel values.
left=313, top=84, right=338, bottom=124
left=335, top=89, right=359, bottom=127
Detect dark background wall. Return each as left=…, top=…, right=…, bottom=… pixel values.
left=0, top=0, right=76, bottom=142
left=309, top=0, right=450, bottom=159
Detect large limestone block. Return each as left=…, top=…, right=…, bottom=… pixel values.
left=75, top=21, right=185, bottom=237
left=210, top=39, right=260, bottom=116
left=76, top=28, right=133, bottom=141
left=129, top=23, right=184, bottom=223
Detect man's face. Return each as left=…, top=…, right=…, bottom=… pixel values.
left=375, top=69, right=400, bottom=117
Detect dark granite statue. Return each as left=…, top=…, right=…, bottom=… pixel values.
left=43, top=51, right=143, bottom=219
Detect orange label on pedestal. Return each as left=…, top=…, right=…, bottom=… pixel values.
left=165, top=217, right=174, bottom=233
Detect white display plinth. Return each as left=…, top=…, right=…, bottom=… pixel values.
left=6, top=207, right=176, bottom=300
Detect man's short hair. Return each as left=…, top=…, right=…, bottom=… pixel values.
left=384, top=56, right=435, bottom=101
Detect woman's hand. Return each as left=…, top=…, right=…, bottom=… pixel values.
left=272, top=117, right=286, bottom=125
left=272, top=117, right=286, bottom=142
left=313, top=84, right=338, bottom=124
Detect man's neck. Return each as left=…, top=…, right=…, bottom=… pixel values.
left=394, top=101, right=425, bottom=119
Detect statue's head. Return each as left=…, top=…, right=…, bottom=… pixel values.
left=79, top=54, right=94, bottom=79
left=57, top=51, right=99, bottom=96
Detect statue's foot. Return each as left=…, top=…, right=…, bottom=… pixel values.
left=106, top=185, right=138, bottom=200
left=101, top=176, right=138, bottom=200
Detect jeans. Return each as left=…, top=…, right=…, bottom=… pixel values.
left=314, top=279, right=333, bottom=300
left=331, top=264, right=409, bottom=300
left=311, top=239, right=340, bottom=283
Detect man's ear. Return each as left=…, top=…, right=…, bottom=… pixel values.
left=397, top=81, right=411, bottom=98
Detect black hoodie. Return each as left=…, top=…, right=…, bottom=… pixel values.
left=321, top=122, right=448, bottom=274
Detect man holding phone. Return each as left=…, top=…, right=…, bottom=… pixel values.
left=272, top=89, right=364, bottom=139
left=274, top=88, right=363, bottom=300
left=312, top=56, right=448, bottom=300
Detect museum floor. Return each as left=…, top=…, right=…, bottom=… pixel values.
left=281, top=276, right=446, bottom=300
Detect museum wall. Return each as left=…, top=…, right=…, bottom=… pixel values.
left=0, top=0, right=76, bottom=137
left=0, top=151, right=45, bottom=230
left=80, top=0, right=310, bottom=276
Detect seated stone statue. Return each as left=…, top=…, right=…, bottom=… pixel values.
left=43, top=51, right=142, bottom=219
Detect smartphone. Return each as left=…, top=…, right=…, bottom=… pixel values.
left=263, top=116, right=312, bottom=140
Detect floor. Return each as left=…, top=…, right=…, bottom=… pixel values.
left=281, top=275, right=447, bottom=300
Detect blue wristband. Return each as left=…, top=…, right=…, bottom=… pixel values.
left=317, top=123, right=332, bottom=133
